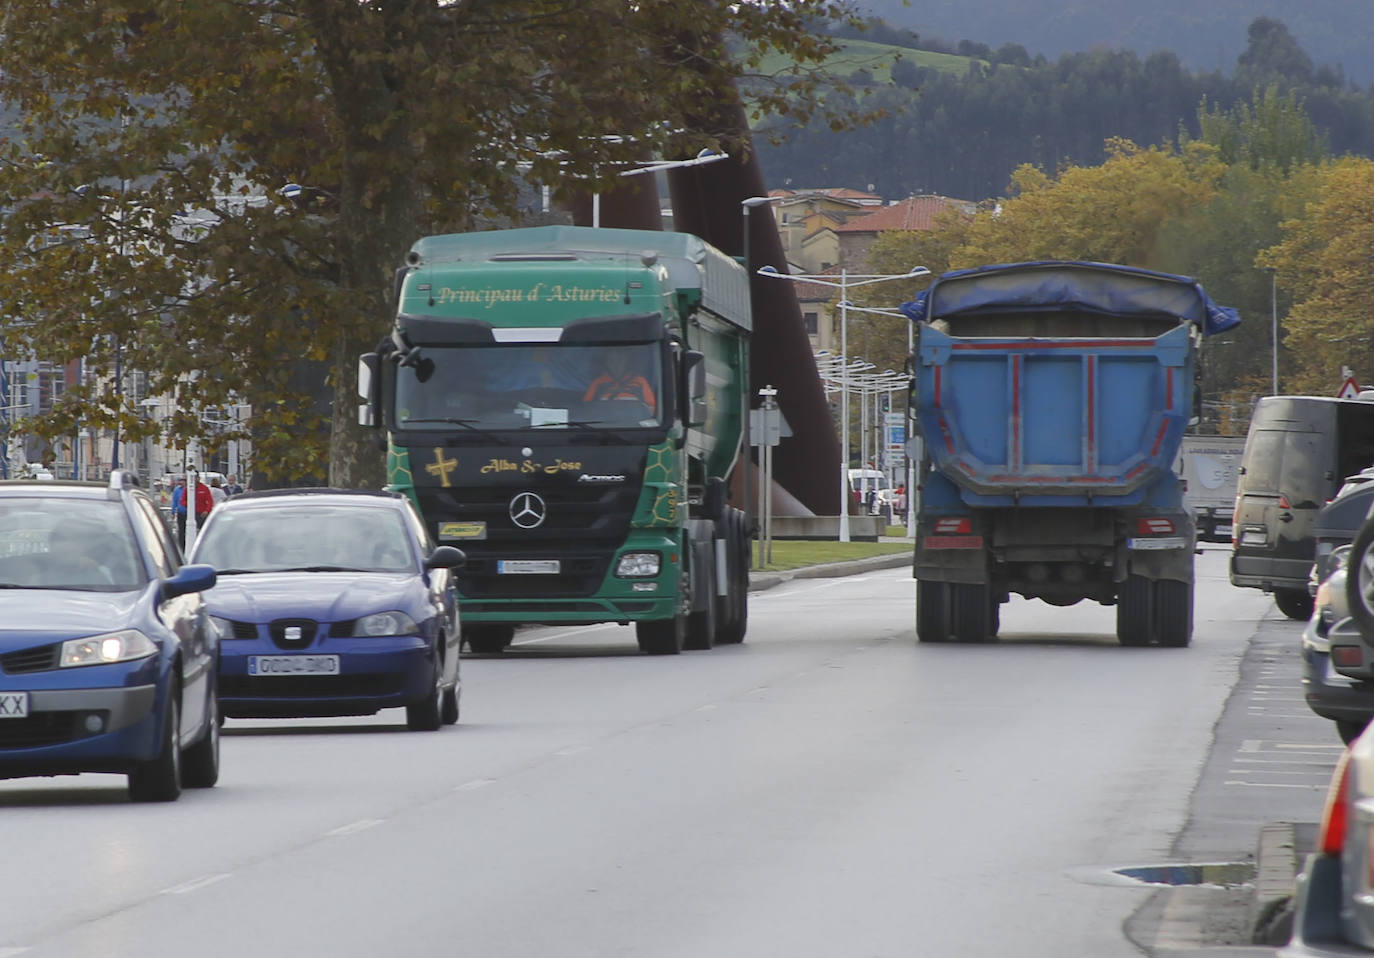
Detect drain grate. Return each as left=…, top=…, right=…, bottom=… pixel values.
left=1114, top=862, right=1256, bottom=887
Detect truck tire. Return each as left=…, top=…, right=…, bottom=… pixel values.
left=636, top=615, right=685, bottom=655
left=951, top=582, right=994, bottom=643
left=1116, top=574, right=1153, bottom=647
left=1155, top=579, right=1193, bottom=648
left=916, top=580, right=950, bottom=643
left=465, top=625, right=514, bottom=654
left=685, top=590, right=717, bottom=651
left=1274, top=588, right=1315, bottom=621
left=716, top=509, right=749, bottom=645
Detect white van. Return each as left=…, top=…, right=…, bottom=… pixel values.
left=848, top=469, right=893, bottom=514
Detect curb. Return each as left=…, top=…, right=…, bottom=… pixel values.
left=748, top=551, right=911, bottom=592
left=1250, top=821, right=1302, bottom=946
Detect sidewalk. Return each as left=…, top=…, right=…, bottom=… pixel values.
left=747, top=549, right=911, bottom=593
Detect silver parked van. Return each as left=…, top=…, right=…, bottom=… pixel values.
left=1231, top=395, right=1374, bottom=619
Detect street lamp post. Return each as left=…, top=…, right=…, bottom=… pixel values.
left=1264, top=267, right=1279, bottom=395
left=758, top=265, right=928, bottom=541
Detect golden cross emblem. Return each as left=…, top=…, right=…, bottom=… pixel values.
left=425, top=448, right=458, bottom=487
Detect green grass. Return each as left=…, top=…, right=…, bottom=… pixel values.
left=752, top=37, right=977, bottom=85
left=752, top=538, right=911, bottom=572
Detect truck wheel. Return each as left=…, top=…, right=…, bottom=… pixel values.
left=465, top=625, right=514, bottom=654
left=716, top=509, right=749, bottom=645
left=916, top=580, right=950, bottom=643
left=1155, top=579, right=1193, bottom=648
left=951, top=583, right=993, bottom=643
left=1338, top=719, right=1369, bottom=745
left=1274, top=588, right=1315, bottom=621
left=1116, top=574, right=1153, bottom=647
left=636, top=615, right=685, bottom=655
left=989, top=596, right=1001, bottom=638
left=685, top=591, right=717, bottom=651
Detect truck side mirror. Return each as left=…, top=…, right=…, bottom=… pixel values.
left=358, top=353, right=380, bottom=427
left=682, top=350, right=708, bottom=427
left=1190, top=382, right=1202, bottom=427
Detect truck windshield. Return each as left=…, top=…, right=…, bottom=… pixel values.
left=393, top=341, right=664, bottom=432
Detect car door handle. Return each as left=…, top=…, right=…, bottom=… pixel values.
left=1279, top=513, right=1293, bottom=522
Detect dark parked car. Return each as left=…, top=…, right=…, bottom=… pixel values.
left=1303, top=502, right=1374, bottom=743
left=187, top=489, right=464, bottom=730
left=0, top=472, right=220, bottom=801
left=1232, top=395, right=1374, bottom=621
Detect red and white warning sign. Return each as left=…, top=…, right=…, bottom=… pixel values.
left=1338, top=376, right=1362, bottom=399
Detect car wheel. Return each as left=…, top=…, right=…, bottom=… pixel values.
left=128, top=696, right=182, bottom=803
left=406, top=662, right=443, bottom=731
left=1338, top=719, right=1369, bottom=746
left=441, top=686, right=459, bottom=725
left=181, top=692, right=220, bottom=788
left=1346, top=519, right=1374, bottom=638
left=1274, top=588, right=1315, bottom=621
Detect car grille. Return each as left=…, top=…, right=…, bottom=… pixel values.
left=0, top=711, right=97, bottom=749
left=220, top=674, right=405, bottom=698
left=224, top=620, right=258, bottom=640
left=1, top=644, right=61, bottom=675
left=269, top=619, right=319, bottom=650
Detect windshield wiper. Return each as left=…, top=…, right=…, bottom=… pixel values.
left=402, top=417, right=503, bottom=442
left=0, top=583, right=31, bottom=589
left=273, top=566, right=369, bottom=573
left=209, top=568, right=260, bottom=576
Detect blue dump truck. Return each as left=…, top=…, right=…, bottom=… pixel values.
left=899, top=261, right=1240, bottom=647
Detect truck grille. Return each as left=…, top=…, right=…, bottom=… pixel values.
left=420, top=482, right=636, bottom=599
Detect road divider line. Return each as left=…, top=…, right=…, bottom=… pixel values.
left=455, top=778, right=496, bottom=792
left=328, top=818, right=384, bottom=837
left=162, top=873, right=231, bottom=895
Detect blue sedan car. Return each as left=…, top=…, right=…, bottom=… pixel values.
left=188, top=489, right=463, bottom=730
left=0, top=472, right=220, bottom=801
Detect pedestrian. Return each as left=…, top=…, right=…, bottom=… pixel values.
left=895, top=484, right=907, bottom=523
left=209, top=476, right=227, bottom=506
left=224, top=474, right=244, bottom=497
left=171, top=469, right=215, bottom=549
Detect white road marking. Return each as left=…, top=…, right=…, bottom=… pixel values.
left=454, top=778, right=496, bottom=792
left=1239, top=740, right=1262, bottom=752
left=162, top=873, right=231, bottom=895
left=695, top=703, right=718, bottom=712
left=327, top=819, right=384, bottom=837
left=555, top=745, right=589, bottom=756
left=1225, top=780, right=1327, bottom=789
left=0, top=948, right=31, bottom=956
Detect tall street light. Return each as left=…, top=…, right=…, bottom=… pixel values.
left=1262, top=266, right=1279, bottom=395
left=757, top=265, right=928, bottom=541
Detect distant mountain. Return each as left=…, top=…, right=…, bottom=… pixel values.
left=858, top=0, right=1374, bottom=87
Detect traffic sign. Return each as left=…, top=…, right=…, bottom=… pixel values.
left=1338, top=376, right=1362, bottom=399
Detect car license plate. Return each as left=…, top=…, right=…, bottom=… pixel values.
left=0, top=692, right=28, bottom=718
left=248, top=655, right=340, bottom=676
left=498, top=560, right=560, bottom=574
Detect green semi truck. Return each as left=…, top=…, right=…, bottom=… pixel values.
left=357, top=226, right=753, bottom=654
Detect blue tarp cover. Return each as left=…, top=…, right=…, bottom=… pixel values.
left=898, top=261, right=1241, bottom=337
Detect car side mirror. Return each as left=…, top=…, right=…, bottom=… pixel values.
left=163, top=563, right=217, bottom=600
left=425, top=545, right=466, bottom=570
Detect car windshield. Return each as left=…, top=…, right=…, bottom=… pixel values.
left=393, top=342, right=664, bottom=432
left=192, top=504, right=415, bottom=573
left=0, top=498, right=146, bottom=592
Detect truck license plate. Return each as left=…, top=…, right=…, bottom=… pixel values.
left=498, top=560, right=560, bottom=574
left=0, top=692, right=28, bottom=718
left=248, top=655, right=340, bottom=676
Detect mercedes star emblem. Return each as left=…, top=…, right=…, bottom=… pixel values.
left=509, top=492, right=547, bottom=529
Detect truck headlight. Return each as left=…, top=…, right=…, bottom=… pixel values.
left=616, top=552, right=661, bottom=578
left=61, top=630, right=157, bottom=667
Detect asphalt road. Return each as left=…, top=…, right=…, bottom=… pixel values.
left=0, top=545, right=1321, bottom=958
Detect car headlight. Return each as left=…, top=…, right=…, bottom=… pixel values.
left=356, top=611, right=419, bottom=637
left=615, top=552, right=661, bottom=578
left=60, top=629, right=157, bottom=668
left=1319, top=567, right=1352, bottom=624
left=1331, top=545, right=1353, bottom=576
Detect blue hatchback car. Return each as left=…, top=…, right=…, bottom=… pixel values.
left=0, top=472, right=220, bottom=801
left=188, top=489, right=463, bottom=730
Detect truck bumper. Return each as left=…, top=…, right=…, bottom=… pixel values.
left=459, top=595, right=680, bottom=627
